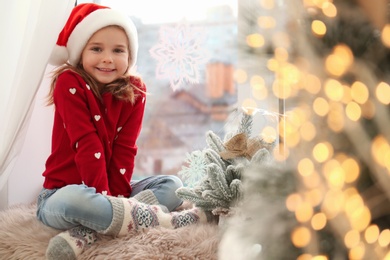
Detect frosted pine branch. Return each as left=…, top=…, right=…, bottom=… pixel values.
left=207, top=164, right=233, bottom=201
left=229, top=179, right=243, bottom=203
left=202, top=190, right=231, bottom=209
left=203, top=149, right=228, bottom=171
left=205, top=131, right=226, bottom=153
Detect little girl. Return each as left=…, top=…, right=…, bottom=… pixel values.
left=37, top=3, right=215, bottom=260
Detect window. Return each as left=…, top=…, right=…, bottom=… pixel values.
left=89, top=0, right=239, bottom=177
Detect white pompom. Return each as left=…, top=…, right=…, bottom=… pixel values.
left=48, top=45, right=68, bottom=66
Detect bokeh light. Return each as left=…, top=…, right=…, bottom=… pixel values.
left=324, top=79, right=344, bottom=101
left=311, top=212, right=327, bottom=230
left=313, top=97, right=329, bottom=117
left=321, top=2, right=337, bottom=17
left=364, top=225, right=380, bottom=244
left=295, top=201, right=314, bottom=223
left=291, top=226, right=311, bottom=248
left=378, top=229, right=390, bottom=247
left=344, top=229, right=360, bottom=249
left=376, top=82, right=390, bottom=104
left=325, top=44, right=353, bottom=77
left=311, top=20, right=326, bottom=37
left=350, top=81, right=369, bottom=104
left=258, top=16, right=276, bottom=29
left=313, top=142, right=333, bottom=163
left=345, top=102, right=361, bottom=121
left=381, top=24, right=390, bottom=47
left=246, top=33, right=265, bottom=48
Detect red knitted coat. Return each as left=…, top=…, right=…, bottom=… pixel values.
left=42, top=70, right=146, bottom=197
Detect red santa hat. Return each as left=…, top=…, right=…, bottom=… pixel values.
left=49, top=3, right=138, bottom=69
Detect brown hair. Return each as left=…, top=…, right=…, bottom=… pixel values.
left=46, top=63, right=145, bottom=105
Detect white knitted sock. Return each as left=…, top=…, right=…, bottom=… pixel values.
left=133, top=189, right=169, bottom=213
left=46, top=226, right=97, bottom=260
left=100, top=197, right=210, bottom=237
left=133, top=189, right=159, bottom=205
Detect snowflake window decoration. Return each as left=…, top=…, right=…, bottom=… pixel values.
left=178, top=150, right=207, bottom=187
left=149, top=21, right=210, bottom=91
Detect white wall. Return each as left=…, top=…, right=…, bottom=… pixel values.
left=7, top=67, right=53, bottom=207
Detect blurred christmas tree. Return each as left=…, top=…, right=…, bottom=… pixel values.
left=217, top=0, right=390, bottom=259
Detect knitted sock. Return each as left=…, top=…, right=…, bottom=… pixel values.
left=100, top=197, right=210, bottom=237
left=46, top=226, right=97, bottom=260
left=133, top=189, right=159, bottom=205
left=133, top=189, right=169, bottom=213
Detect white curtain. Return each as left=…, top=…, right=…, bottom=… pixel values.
left=0, top=0, right=74, bottom=192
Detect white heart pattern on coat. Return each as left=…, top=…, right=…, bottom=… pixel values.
left=117, top=127, right=122, bottom=132
left=69, top=88, right=76, bottom=94
left=86, top=84, right=90, bottom=90
left=94, top=152, right=101, bottom=159
left=120, top=168, right=126, bottom=175
left=94, top=115, right=101, bottom=121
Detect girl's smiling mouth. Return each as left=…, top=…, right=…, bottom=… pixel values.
left=97, top=67, right=115, bottom=72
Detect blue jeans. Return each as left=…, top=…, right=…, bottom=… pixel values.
left=36, top=175, right=184, bottom=231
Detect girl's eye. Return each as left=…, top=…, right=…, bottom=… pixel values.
left=114, top=48, right=125, bottom=53
left=91, top=47, right=101, bottom=52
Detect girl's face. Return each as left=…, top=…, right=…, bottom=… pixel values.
left=81, top=26, right=129, bottom=86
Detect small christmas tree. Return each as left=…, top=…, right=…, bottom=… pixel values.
left=176, top=111, right=276, bottom=216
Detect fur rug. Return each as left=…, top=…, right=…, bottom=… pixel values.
left=0, top=203, right=220, bottom=260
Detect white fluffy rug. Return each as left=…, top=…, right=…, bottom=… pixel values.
left=0, top=203, right=220, bottom=259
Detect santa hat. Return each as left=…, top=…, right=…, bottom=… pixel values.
left=49, top=3, right=138, bottom=69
